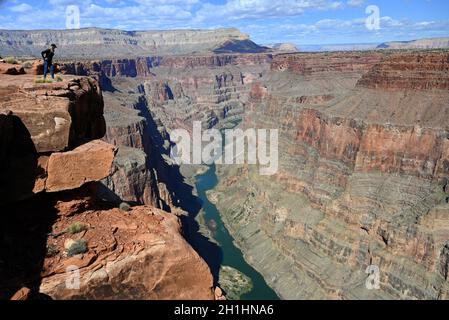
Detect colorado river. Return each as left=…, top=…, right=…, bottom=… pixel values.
left=195, top=164, right=279, bottom=300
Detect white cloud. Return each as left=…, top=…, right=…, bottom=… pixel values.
left=76, top=2, right=195, bottom=30
left=346, top=0, right=364, bottom=7
left=236, top=14, right=449, bottom=45
left=195, top=0, right=343, bottom=22
left=0, top=0, right=448, bottom=45
left=48, top=0, right=92, bottom=6
left=135, top=0, right=199, bottom=4
left=10, top=3, right=32, bottom=12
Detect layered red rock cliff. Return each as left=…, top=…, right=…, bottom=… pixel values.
left=357, top=51, right=449, bottom=90
left=61, top=58, right=153, bottom=78
left=60, top=53, right=272, bottom=79
left=293, top=109, right=449, bottom=179
left=49, top=49, right=449, bottom=300
left=271, top=52, right=382, bottom=74
left=213, top=50, right=449, bottom=299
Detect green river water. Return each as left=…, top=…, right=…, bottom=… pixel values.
left=195, top=164, right=279, bottom=300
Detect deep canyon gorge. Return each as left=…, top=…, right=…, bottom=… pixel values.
left=1, top=28, right=449, bottom=300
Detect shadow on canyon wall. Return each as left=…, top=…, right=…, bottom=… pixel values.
left=133, top=94, right=223, bottom=283
left=0, top=116, right=53, bottom=299
left=0, top=194, right=57, bottom=300
left=0, top=115, right=39, bottom=205
left=99, top=74, right=118, bottom=93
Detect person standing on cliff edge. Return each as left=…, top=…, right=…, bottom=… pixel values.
left=41, top=44, right=57, bottom=80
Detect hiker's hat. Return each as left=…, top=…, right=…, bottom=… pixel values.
left=51, top=43, right=57, bottom=48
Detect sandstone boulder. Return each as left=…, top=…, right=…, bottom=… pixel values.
left=24, top=60, right=44, bottom=75
left=40, top=205, right=215, bottom=299
left=10, top=287, right=31, bottom=300
left=214, top=286, right=226, bottom=300
left=46, top=140, right=116, bottom=192
left=0, top=75, right=106, bottom=153
left=0, top=62, right=25, bottom=75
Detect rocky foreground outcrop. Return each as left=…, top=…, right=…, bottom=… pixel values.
left=39, top=198, right=214, bottom=299
left=0, top=72, right=215, bottom=299
left=0, top=62, right=25, bottom=75
left=0, top=74, right=107, bottom=203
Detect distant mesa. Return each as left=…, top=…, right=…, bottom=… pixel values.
left=0, top=27, right=270, bottom=59
left=378, top=37, right=449, bottom=49
left=265, top=43, right=300, bottom=53
left=299, top=43, right=379, bottom=52
left=213, top=39, right=270, bottom=54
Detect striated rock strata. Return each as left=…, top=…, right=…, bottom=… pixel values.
left=61, top=53, right=272, bottom=210
left=210, top=50, right=449, bottom=299
left=57, top=48, right=449, bottom=300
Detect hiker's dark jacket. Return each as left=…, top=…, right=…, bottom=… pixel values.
left=41, top=49, right=55, bottom=65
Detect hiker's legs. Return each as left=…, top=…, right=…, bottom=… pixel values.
left=43, top=61, right=48, bottom=79
left=50, top=64, right=54, bottom=79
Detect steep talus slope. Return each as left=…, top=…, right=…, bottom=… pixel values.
left=0, top=72, right=215, bottom=300
left=211, top=51, right=449, bottom=299
left=0, top=28, right=268, bottom=58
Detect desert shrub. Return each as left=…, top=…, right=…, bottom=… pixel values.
left=5, top=57, right=18, bottom=64
left=119, top=202, right=131, bottom=212
left=22, top=61, right=33, bottom=69
left=67, top=239, right=88, bottom=257
left=35, top=79, right=53, bottom=84
left=46, top=244, right=60, bottom=257
left=65, top=222, right=88, bottom=234
left=56, top=76, right=63, bottom=82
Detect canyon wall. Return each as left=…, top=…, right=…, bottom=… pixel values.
left=60, top=54, right=272, bottom=211
left=210, top=50, right=449, bottom=299
left=99, top=85, right=172, bottom=209
left=357, top=51, right=449, bottom=90
left=55, top=48, right=449, bottom=300
left=60, top=53, right=272, bottom=80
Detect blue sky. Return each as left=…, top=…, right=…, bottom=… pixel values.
left=0, top=0, right=448, bottom=45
